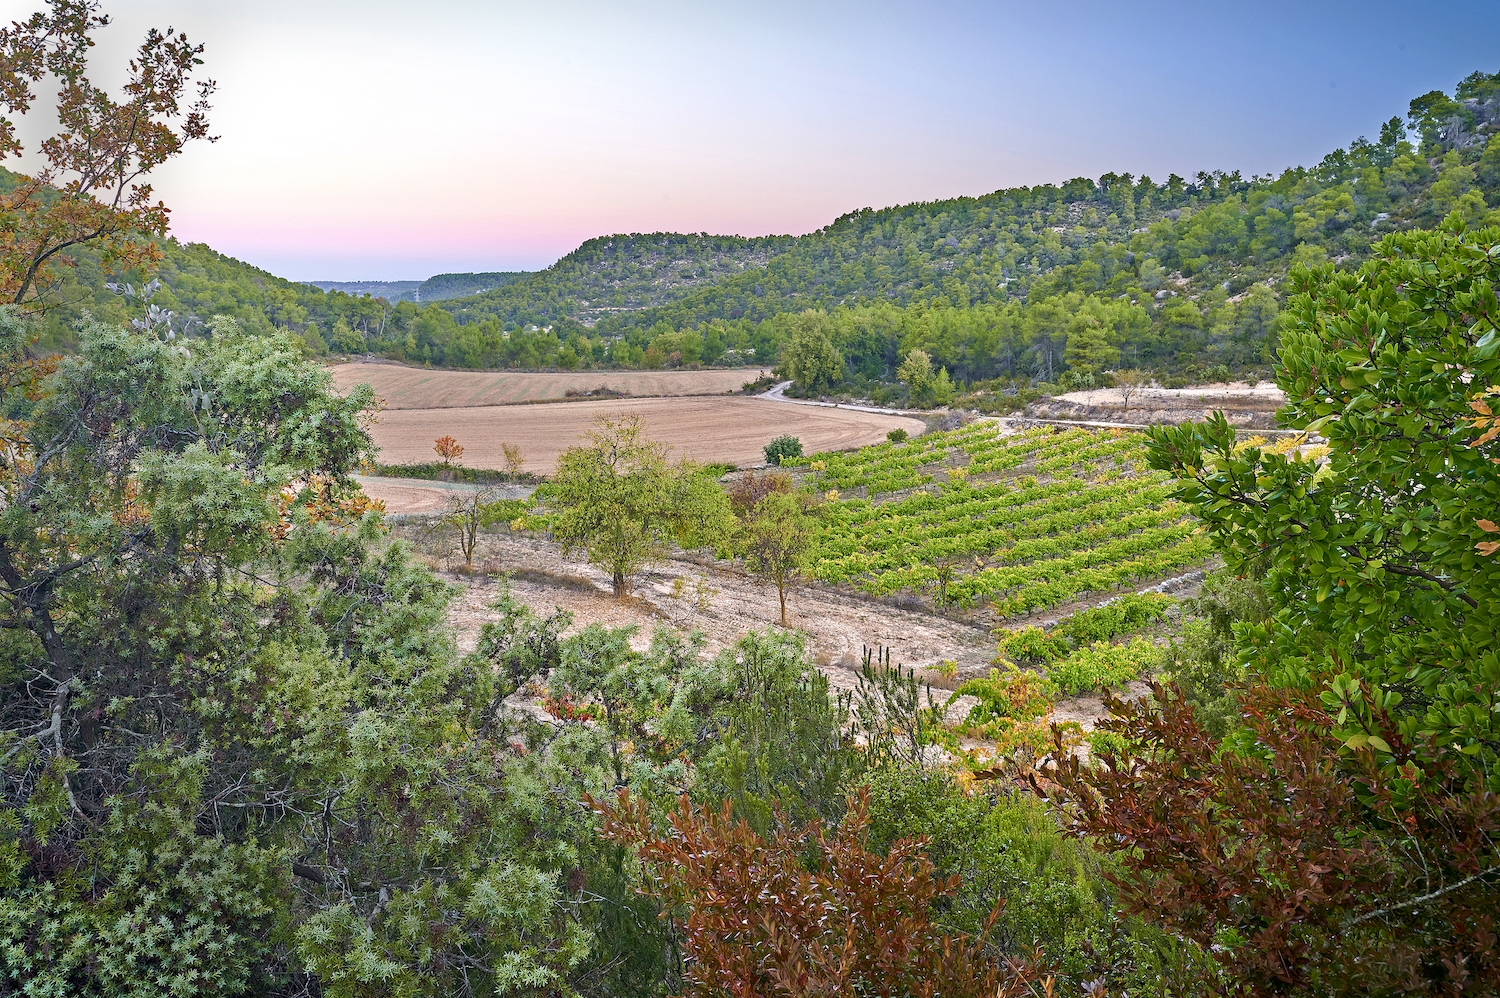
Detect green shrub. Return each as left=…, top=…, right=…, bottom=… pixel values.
left=372, top=461, right=536, bottom=484
left=1046, top=637, right=1159, bottom=695
left=996, top=625, right=1070, bottom=665
left=954, top=666, right=1054, bottom=724
left=1054, top=592, right=1174, bottom=644
left=861, top=767, right=1112, bottom=960
left=1157, top=570, right=1269, bottom=736
left=763, top=435, right=803, bottom=466
left=887, top=427, right=908, bottom=443
left=1087, top=728, right=1132, bottom=760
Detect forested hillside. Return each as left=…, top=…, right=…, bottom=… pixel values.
left=440, top=231, right=797, bottom=325
left=14, top=71, right=1500, bottom=386
left=310, top=272, right=529, bottom=303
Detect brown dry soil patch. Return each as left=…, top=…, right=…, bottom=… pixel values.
left=364, top=396, right=924, bottom=476
left=415, top=529, right=996, bottom=696
left=331, top=362, right=770, bottom=409
left=404, top=526, right=1207, bottom=735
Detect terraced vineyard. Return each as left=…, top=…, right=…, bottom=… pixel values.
left=793, top=422, right=1212, bottom=617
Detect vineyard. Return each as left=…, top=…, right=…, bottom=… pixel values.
left=793, top=423, right=1213, bottom=617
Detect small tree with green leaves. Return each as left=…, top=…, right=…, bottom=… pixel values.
left=899, top=348, right=956, bottom=408
left=778, top=310, right=844, bottom=392
left=738, top=487, right=816, bottom=625
left=763, top=434, right=802, bottom=466
left=544, top=415, right=732, bottom=595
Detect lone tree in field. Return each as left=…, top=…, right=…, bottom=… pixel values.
left=433, top=434, right=464, bottom=466
left=444, top=487, right=497, bottom=569
left=1113, top=368, right=1150, bottom=419
left=544, top=415, right=732, bottom=596
left=502, top=441, right=524, bottom=475
left=736, top=483, right=816, bottom=626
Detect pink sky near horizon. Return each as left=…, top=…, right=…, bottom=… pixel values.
left=9, top=0, right=1497, bottom=282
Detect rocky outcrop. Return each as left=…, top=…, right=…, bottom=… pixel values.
left=1024, top=398, right=1282, bottom=429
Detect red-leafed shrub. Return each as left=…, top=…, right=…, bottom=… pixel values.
left=593, top=788, right=1049, bottom=998
left=1052, top=682, right=1500, bottom=996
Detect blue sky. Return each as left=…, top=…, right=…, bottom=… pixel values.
left=21, top=1, right=1498, bottom=280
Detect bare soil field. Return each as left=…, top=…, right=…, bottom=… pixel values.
left=331, top=361, right=770, bottom=409
left=353, top=475, right=535, bottom=516
left=365, top=396, right=925, bottom=476
left=1028, top=381, right=1288, bottom=429
left=395, top=524, right=1205, bottom=735
left=408, top=527, right=1000, bottom=695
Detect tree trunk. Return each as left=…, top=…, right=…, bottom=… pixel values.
left=613, top=568, right=627, bottom=597
left=778, top=584, right=787, bottom=627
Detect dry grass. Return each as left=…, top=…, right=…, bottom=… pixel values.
left=331, top=362, right=770, bottom=410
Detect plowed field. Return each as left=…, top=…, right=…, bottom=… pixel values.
left=364, top=396, right=925, bottom=476
left=330, top=362, right=768, bottom=409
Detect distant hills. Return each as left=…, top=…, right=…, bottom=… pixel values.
left=12, top=69, right=1500, bottom=380
left=307, top=272, right=528, bottom=303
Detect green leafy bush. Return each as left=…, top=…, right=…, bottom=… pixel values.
left=1046, top=637, right=1159, bottom=695
left=996, top=625, right=1071, bottom=665
left=887, top=427, right=908, bottom=443
left=861, top=767, right=1113, bottom=964
left=763, top=434, right=804, bottom=466
left=954, top=667, right=1055, bottom=725
left=1054, top=592, right=1174, bottom=644
left=1158, top=570, right=1269, bottom=736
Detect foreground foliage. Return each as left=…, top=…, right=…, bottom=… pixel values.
left=1057, top=218, right=1500, bottom=995
left=595, top=789, right=1048, bottom=998
left=0, top=316, right=602, bottom=995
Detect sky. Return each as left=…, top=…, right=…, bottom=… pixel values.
left=6, top=1, right=1499, bottom=280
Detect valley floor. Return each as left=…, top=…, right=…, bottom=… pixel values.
left=395, top=523, right=1209, bottom=734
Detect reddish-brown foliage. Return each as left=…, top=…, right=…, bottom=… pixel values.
left=432, top=434, right=464, bottom=465
left=0, top=1, right=215, bottom=309
left=727, top=468, right=794, bottom=515
left=1049, top=682, right=1500, bottom=996
left=594, top=788, right=1048, bottom=998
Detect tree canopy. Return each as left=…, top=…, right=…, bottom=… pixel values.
left=541, top=415, right=733, bottom=595
left=1059, top=216, right=1500, bottom=995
